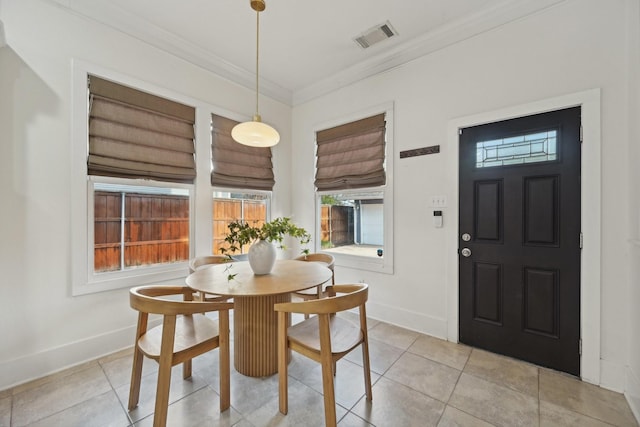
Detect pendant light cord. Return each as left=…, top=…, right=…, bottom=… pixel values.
left=231, top=0, right=279, bottom=147
left=255, top=9, right=260, bottom=117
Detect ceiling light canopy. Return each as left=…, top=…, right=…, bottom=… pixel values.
left=232, top=0, right=280, bottom=148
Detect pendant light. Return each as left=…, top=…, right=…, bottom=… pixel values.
left=231, top=0, right=280, bottom=147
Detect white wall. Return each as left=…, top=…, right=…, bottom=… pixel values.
left=292, top=0, right=632, bottom=391
left=0, top=0, right=291, bottom=390
left=626, top=0, right=640, bottom=419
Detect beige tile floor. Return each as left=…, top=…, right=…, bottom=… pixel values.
left=1, top=312, right=638, bottom=427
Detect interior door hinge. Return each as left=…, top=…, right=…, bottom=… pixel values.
left=579, top=339, right=582, bottom=355
left=459, top=129, right=463, bottom=135
left=580, top=125, right=583, bottom=143
left=579, top=232, right=583, bottom=249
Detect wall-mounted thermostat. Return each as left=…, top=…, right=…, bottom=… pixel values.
left=433, top=210, right=443, bottom=228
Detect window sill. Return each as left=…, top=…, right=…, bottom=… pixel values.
left=327, top=252, right=393, bottom=275
left=72, top=262, right=188, bottom=296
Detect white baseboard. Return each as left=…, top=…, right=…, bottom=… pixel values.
left=366, top=300, right=448, bottom=340
left=626, top=366, right=640, bottom=424
left=0, top=324, right=137, bottom=391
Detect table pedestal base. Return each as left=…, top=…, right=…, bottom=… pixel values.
left=233, top=294, right=290, bottom=377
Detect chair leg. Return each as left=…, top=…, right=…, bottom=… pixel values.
left=303, top=291, right=313, bottom=320
left=361, top=341, right=373, bottom=401
left=278, top=311, right=289, bottom=415
left=182, top=359, right=192, bottom=379
left=154, top=359, right=173, bottom=427
left=219, top=309, right=231, bottom=412
left=321, top=357, right=337, bottom=427
left=318, top=315, right=337, bottom=427
left=153, top=316, right=177, bottom=427
left=128, top=347, right=144, bottom=410
left=128, top=313, right=148, bottom=410
left=360, top=307, right=373, bottom=402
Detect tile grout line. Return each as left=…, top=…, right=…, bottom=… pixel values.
left=97, top=358, right=135, bottom=426
left=436, top=346, right=472, bottom=426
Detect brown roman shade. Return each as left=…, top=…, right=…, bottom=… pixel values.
left=211, top=114, right=275, bottom=191
left=315, top=113, right=386, bottom=191
left=87, top=75, right=196, bottom=183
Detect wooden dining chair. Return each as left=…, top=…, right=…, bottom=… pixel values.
left=188, top=255, right=233, bottom=302
left=188, top=255, right=233, bottom=273
left=275, top=283, right=372, bottom=427
left=292, top=253, right=335, bottom=318
left=128, top=285, right=232, bottom=427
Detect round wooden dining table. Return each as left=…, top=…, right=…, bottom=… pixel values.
left=186, top=259, right=332, bottom=377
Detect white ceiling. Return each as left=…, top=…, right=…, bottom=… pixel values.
left=52, top=0, right=565, bottom=105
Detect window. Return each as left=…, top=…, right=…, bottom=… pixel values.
left=93, top=182, right=190, bottom=273
left=476, top=130, right=558, bottom=168
left=210, top=114, right=274, bottom=255
left=72, top=69, right=197, bottom=295
left=319, top=191, right=383, bottom=257
left=212, top=191, right=270, bottom=255
left=315, top=107, right=394, bottom=273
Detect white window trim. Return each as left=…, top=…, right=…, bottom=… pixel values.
left=313, top=102, right=394, bottom=274
left=85, top=176, right=194, bottom=293
left=71, top=60, right=206, bottom=295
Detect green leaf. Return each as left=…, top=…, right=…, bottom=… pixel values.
left=221, top=217, right=311, bottom=255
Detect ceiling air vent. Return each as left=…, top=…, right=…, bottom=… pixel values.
left=354, top=21, right=397, bottom=49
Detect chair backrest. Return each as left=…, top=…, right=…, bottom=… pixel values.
left=130, top=285, right=233, bottom=316
left=294, top=253, right=335, bottom=271
left=188, top=255, right=232, bottom=274
left=274, top=283, right=367, bottom=315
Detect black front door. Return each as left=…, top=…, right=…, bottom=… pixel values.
left=458, top=107, right=581, bottom=376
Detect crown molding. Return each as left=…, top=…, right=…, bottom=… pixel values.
left=47, top=0, right=565, bottom=107
left=48, top=0, right=293, bottom=104
left=292, top=0, right=566, bottom=105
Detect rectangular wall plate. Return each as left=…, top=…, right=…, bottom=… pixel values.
left=400, top=145, right=440, bottom=159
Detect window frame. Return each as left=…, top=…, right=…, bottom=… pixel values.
left=475, top=129, right=559, bottom=169
left=71, top=61, right=203, bottom=295
left=313, top=103, right=394, bottom=274
left=86, top=176, right=194, bottom=289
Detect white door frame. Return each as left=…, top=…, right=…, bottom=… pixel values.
left=445, top=89, right=601, bottom=385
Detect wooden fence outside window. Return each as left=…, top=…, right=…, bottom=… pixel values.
left=213, top=198, right=266, bottom=255
left=94, top=191, right=189, bottom=272
left=94, top=194, right=355, bottom=272
left=320, top=205, right=354, bottom=247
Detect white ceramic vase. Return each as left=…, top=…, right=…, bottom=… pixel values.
left=248, top=239, right=276, bottom=275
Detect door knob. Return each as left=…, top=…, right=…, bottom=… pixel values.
left=461, top=248, right=472, bottom=257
